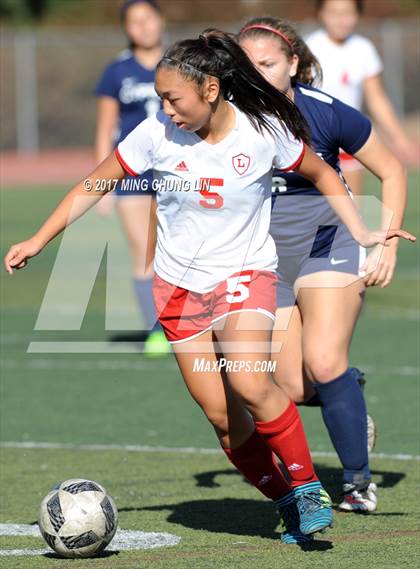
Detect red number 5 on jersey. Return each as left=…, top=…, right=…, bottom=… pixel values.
left=199, top=178, right=224, bottom=209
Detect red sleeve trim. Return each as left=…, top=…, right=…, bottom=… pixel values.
left=277, top=144, right=306, bottom=172
left=115, top=147, right=139, bottom=177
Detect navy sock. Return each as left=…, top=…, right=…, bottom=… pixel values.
left=303, top=367, right=365, bottom=408
left=314, top=368, right=371, bottom=485
left=133, top=278, right=161, bottom=332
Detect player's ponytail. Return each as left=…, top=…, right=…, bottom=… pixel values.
left=157, top=29, right=310, bottom=144
left=238, top=17, right=323, bottom=88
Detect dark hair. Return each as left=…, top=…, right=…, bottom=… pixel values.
left=157, top=29, right=310, bottom=144
left=120, top=0, right=162, bottom=51
left=120, top=0, right=161, bottom=21
left=315, top=0, right=363, bottom=13
left=239, top=17, right=322, bottom=87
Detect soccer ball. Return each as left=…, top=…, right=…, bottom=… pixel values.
left=38, top=478, right=118, bottom=558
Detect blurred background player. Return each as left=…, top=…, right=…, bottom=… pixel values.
left=239, top=16, right=409, bottom=512
left=306, top=0, right=417, bottom=196
left=95, top=0, right=169, bottom=354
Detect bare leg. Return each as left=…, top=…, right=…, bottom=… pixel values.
left=272, top=305, right=315, bottom=403
left=172, top=330, right=255, bottom=449
left=296, top=273, right=365, bottom=382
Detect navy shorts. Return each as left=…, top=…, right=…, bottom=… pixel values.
left=276, top=238, right=365, bottom=308
left=271, top=193, right=365, bottom=308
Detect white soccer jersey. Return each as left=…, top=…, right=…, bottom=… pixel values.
left=116, top=104, right=304, bottom=293
left=306, top=29, right=383, bottom=110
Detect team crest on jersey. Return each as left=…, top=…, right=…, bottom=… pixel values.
left=232, top=153, right=251, bottom=175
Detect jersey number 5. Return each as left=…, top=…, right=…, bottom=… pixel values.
left=199, top=178, right=224, bottom=209
left=226, top=274, right=251, bottom=304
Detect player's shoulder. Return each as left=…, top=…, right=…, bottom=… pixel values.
left=305, top=28, right=326, bottom=46
left=145, top=110, right=169, bottom=130
left=115, top=49, right=133, bottom=62
left=295, top=83, right=366, bottom=132
left=103, top=50, right=134, bottom=71
left=346, top=33, right=377, bottom=50
left=295, top=83, right=335, bottom=107
left=296, top=82, right=359, bottom=112
left=126, top=110, right=166, bottom=139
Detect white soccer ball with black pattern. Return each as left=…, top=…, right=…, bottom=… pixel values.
left=38, top=479, right=118, bottom=558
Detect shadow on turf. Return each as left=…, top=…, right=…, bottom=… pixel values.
left=43, top=551, right=119, bottom=560
left=116, top=464, right=405, bottom=550
left=193, top=463, right=406, bottom=502
left=120, top=499, right=333, bottom=550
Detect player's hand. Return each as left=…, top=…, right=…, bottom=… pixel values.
left=3, top=237, right=43, bottom=275
left=361, top=242, right=398, bottom=288
left=357, top=228, right=416, bottom=249
left=95, top=193, right=115, bottom=217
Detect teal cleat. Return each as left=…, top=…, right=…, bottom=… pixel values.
left=294, top=481, right=333, bottom=536
left=275, top=492, right=314, bottom=544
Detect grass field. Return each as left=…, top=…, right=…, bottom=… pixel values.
left=0, top=172, right=419, bottom=568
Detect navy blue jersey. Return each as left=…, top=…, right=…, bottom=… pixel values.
left=95, top=50, right=161, bottom=144
left=271, top=84, right=371, bottom=255
left=273, top=83, right=372, bottom=196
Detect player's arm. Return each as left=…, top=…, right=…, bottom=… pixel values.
left=294, top=145, right=415, bottom=248
left=3, top=152, right=125, bottom=274
left=95, top=97, right=120, bottom=216
left=363, top=75, right=417, bottom=164
left=354, top=130, right=407, bottom=287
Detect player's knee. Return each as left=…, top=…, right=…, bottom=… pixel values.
left=201, top=407, right=229, bottom=434
left=304, top=352, right=346, bottom=383
left=234, top=380, right=273, bottom=411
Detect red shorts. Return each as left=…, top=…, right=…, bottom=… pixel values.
left=153, top=270, right=277, bottom=343
left=339, top=150, right=364, bottom=172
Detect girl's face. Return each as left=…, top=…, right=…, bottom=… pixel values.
left=240, top=36, right=298, bottom=92
left=125, top=2, right=163, bottom=49
left=319, top=0, right=359, bottom=42
left=155, top=68, right=219, bottom=132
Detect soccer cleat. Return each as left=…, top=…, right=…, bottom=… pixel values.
left=338, top=481, right=377, bottom=513
left=275, top=492, right=313, bottom=544
left=294, top=481, right=333, bottom=535
left=143, top=330, right=171, bottom=356
left=367, top=414, right=378, bottom=453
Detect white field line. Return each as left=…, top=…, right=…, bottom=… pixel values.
left=0, top=358, right=179, bottom=372
left=0, top=524, right=180, bottom=556
left=1, top=358, right=418, bottom=377
left=25, top=341, right=284, bottom=354
left=1, top=441, right=419, bottom=461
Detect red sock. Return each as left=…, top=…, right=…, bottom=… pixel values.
left=222, top=430, right=291, bottom=500
left=254, top=401, right=319, bottom=488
